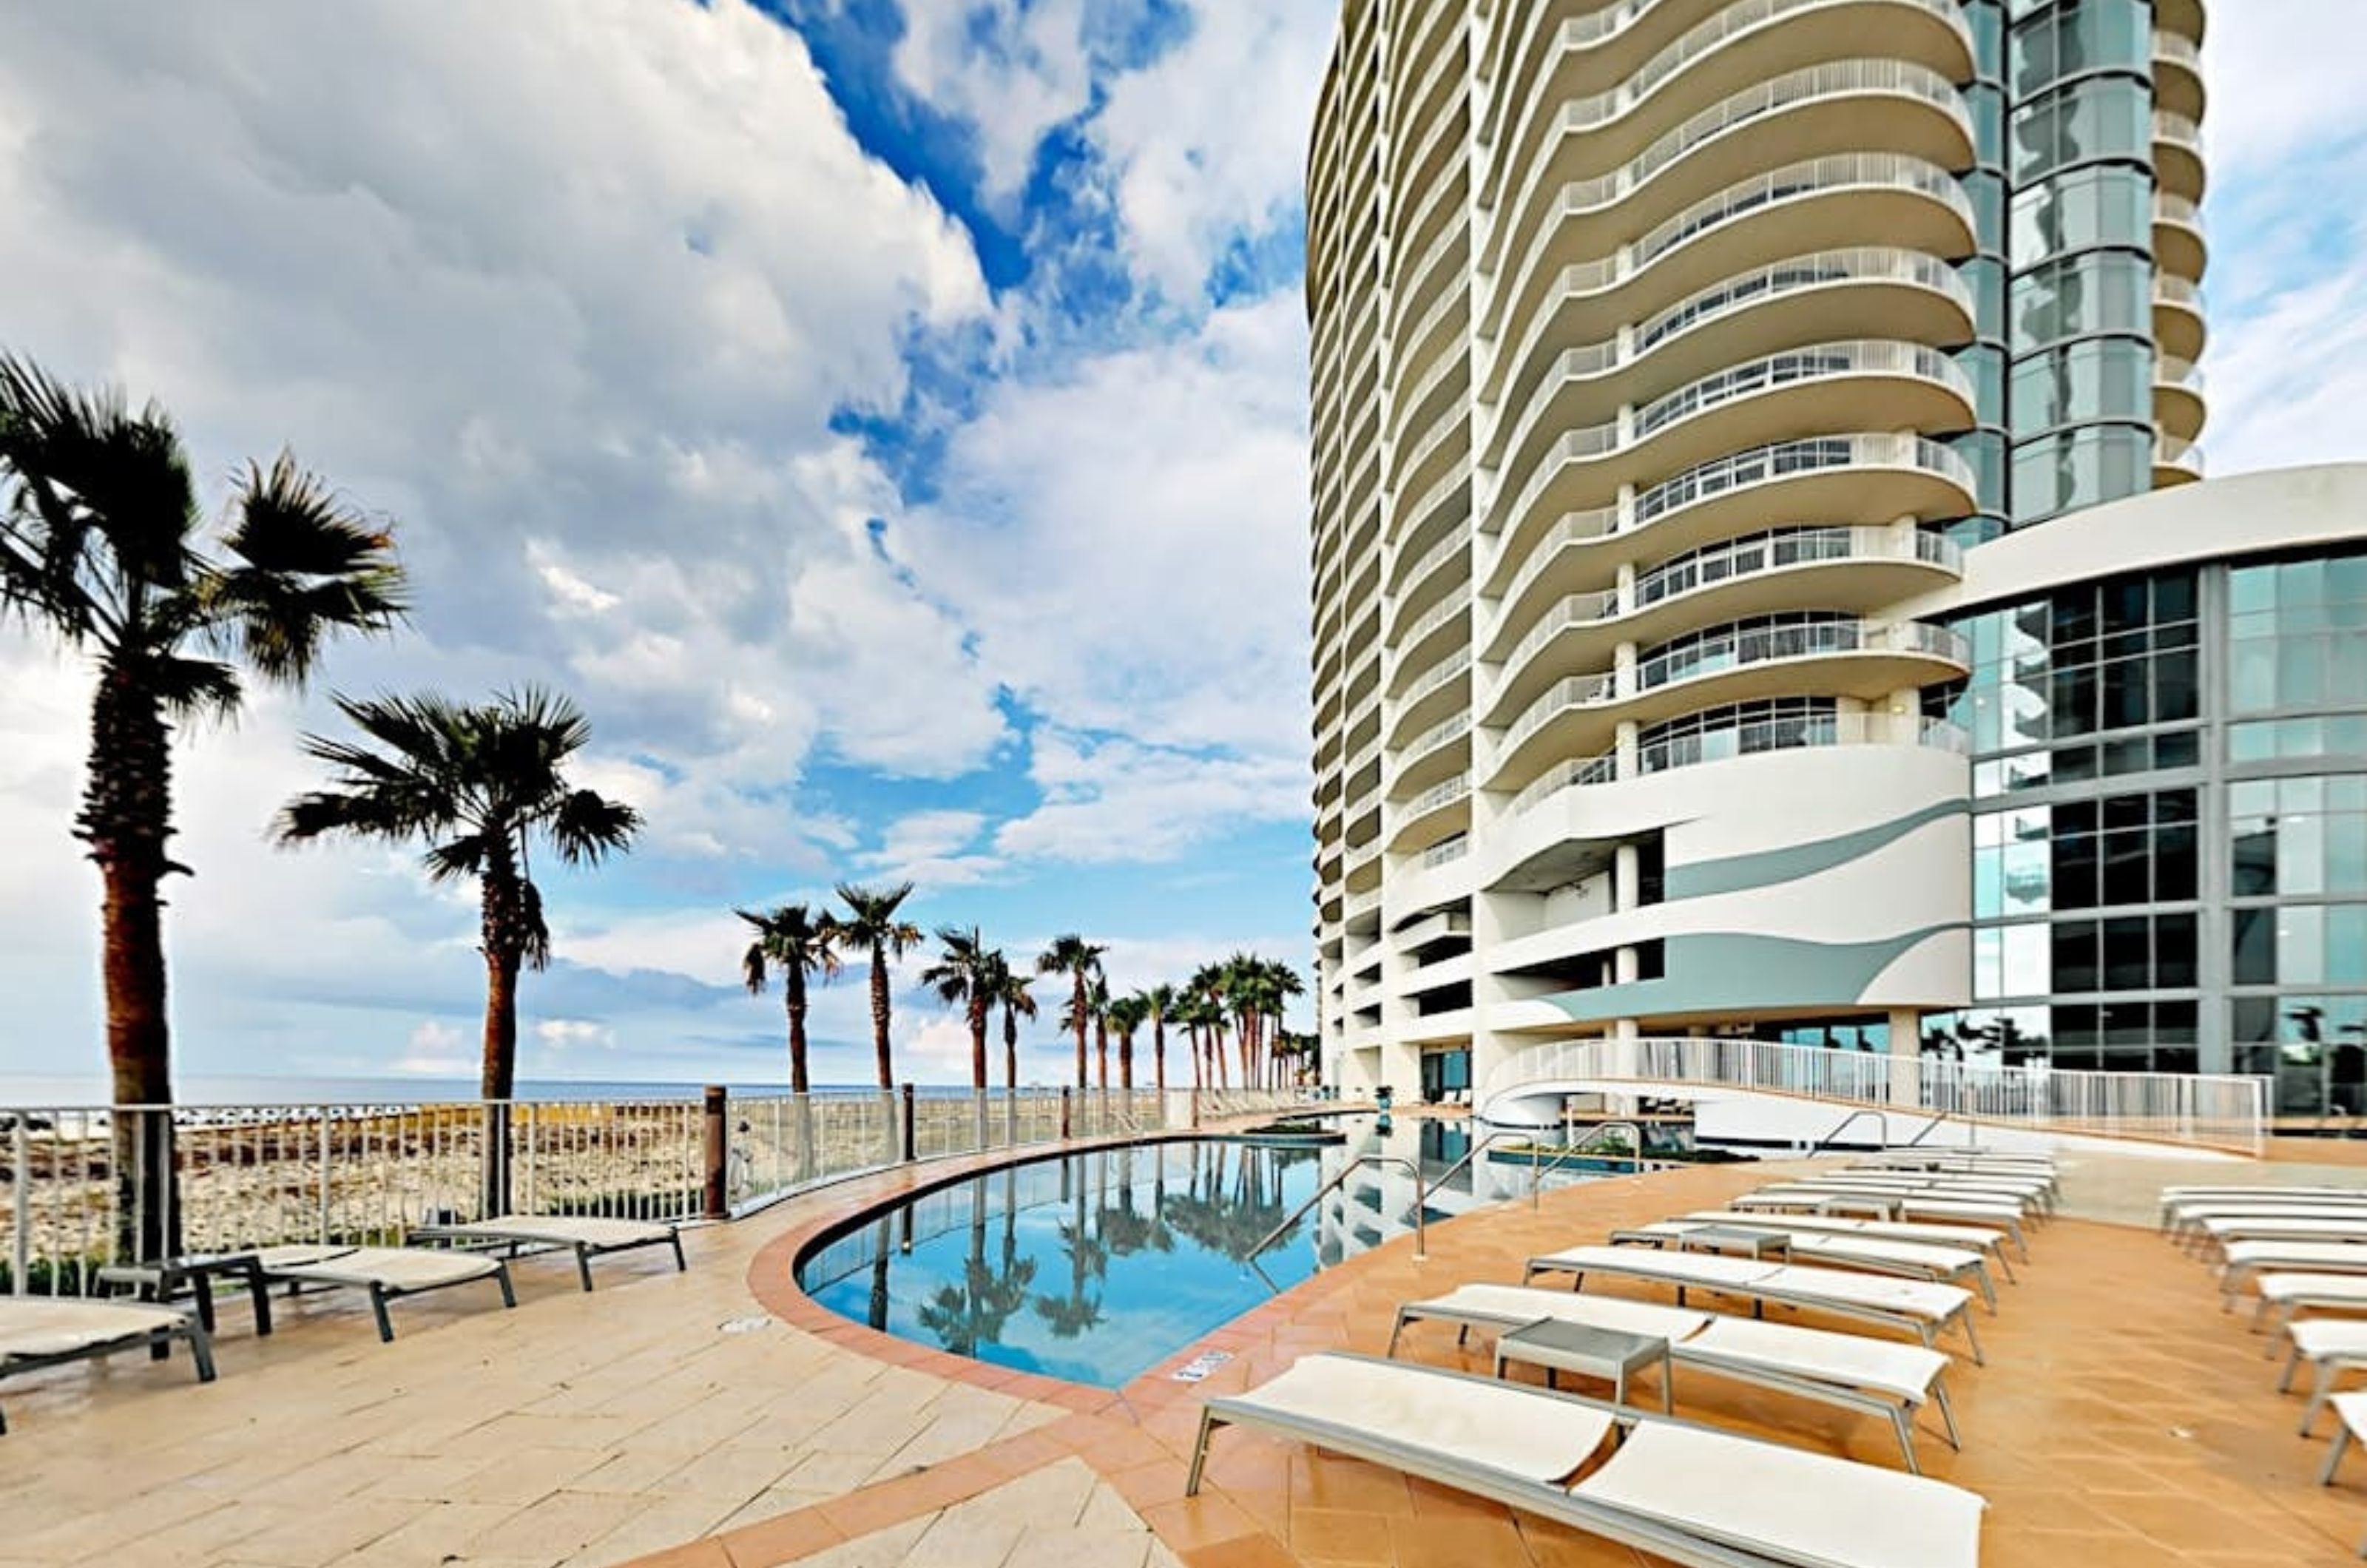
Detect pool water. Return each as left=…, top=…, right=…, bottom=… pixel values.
left=794, top=1115, right=1603, bottom=1388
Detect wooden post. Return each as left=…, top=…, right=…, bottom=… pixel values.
left=701, top=1086, right=729, bottom=1220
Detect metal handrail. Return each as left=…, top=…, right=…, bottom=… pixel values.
left=1246, top=1153, right=1431, bottom=1265
left=1522, top=1121, right=1650, bottom=1204
left=1804, top=1108, right=1891, bottom=1158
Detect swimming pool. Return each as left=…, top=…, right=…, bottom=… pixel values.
left=793, top=1115, right=1603, bottom=1388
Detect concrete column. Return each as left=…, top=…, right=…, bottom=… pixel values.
left=1888, top=1007, right=1924, bottom=1110
left=1615, top=719, right=1639, bottom=781
left=1614, top=842, right=1641, bottom=913
left=1614, top=558, right=1636, bottom=615
left=1613, top=641, right=1638, bottom=699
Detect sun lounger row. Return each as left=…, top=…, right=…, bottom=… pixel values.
left=0, top=1214, right=684, bottom=1432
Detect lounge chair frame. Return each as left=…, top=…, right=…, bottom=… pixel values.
left=257, top=1248, right=517, bottom=1342
left=409, top=1217, right=687, bottom=1291
left=0, top=1308, right=216, bottom=1436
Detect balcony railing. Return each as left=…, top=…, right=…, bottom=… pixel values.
left=1507, top=712, right=1968, bottom=817
left=1490, top=58, right=1968, bottom=278
left=1476, top=1037, right=2265, bottom=1158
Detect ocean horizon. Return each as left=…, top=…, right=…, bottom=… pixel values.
left=0, top=1073, right=1099, bottom=1108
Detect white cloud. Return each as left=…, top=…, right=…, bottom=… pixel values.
left=891, top=0, right=1097, bottom=204
left=534, top=1018, right=615, bottom=1051
left=1090, top=5, right=1337, bottom=299
left=396, top=1021, right=473, bottom=1077
left=899, top=289, right=1312, bottom=737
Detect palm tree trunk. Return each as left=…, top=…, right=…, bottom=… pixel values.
left=1152, top=1018, right=1166, bottom=1098
left=1002, top=1004, right=1019, bottom=1091
left=870, top=942, right=894, bottom=1089
left=1072, top=976, right=1088, bottom=1089
left=786, top=967, right=811, bottom=1095
left=480, top=939, right=521, bottom=1217
left=968, top=996, right=989, bottom=1091
left=1095, top=1013, right=1109, bottom=1092
left=82, top=661, right=180, bottom=1260
left=1118, top=1028, right=1134, bottom=1091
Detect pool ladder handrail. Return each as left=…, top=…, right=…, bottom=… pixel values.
left=1246, top=1153, right=1430, bottom=1268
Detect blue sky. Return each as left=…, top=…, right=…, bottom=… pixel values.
left=0, top=1, right=2361, bottom=1092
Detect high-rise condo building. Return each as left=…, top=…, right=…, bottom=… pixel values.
left=1309, top=2, right=2367, bottom=1119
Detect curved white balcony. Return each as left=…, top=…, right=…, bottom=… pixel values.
left=1390, top=771, right=1473, bottom=855
left=2152, top=191, right=2206, bottom=283
left=1393, top=709, right=1473, bottom=795
left=1486, top=0, right=1971, bottom=220
left=1486, top=616, right=1970, bottom=788
left=1395, top=584, right=1473, bottom=675
left=1489, top=339, right=1974, bottom=541
left=1397, top=456, right=1473, bottom=564
left=1391, top=215, right=1471, bottom=346
left=2154, top=433, right=2204, bottom=487
left=1391, top=524, right=1473, bottom=635
left=1487, top=245, right=1973, bottom=451
left=1485, top=57, right=1971, bottom=291
left=2153, top=109, right=2205, bottom=203
left=2153, top=27, right=2204, bottom=121
left=1484, top=523, right=1963, bottom=680
left=1488, top=152, right=1976, bottom=362
left=2156, top=354, right=2206, bottom=442
left=1390, top=647, right=1474, bottom=743
left=1399, top=391, right=1473, bottom=506
left=2154, top=273, right=2206, bottom=365
left=1486, top=432, right=1976, bottom=588
left=1505, top=711, right=1967, bottom=818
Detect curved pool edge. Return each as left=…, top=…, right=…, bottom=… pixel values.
left=746, top=1126, right=1227, bottom=1416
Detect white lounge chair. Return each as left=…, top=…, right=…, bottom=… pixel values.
left=1187, top=1353, right=1983, bottom=1568
left=1523, top=1245, right=1983, bottom=1363
left=1792, top=1173, right=2053, bottom=1214
left=1389, top=1283, right=1959, bottom=1471
left=2280, top=1320, right=2367, bottom=1436
left=254, top=1245, right=515, bottom=1341
left=2318, top=1390, right=2367, bottom=1554
left=408, top=1214, right=686, bottom=1290
left=0, top=1298, right=215, bottom=1434
left=1675, top=1211, right=2018, bottom=1283
left=1735, top=1189, right=2030, bottom=1257
left=2165, top=1200, right=2367, bottom=1245
left=2221, top=1242, right=2367, bottom=1307
left=2255, top=1272, right=2367, bottom=1338
left=1610, top=1221, right=1996, bottom=1310
left=2198, top=1215, right=2367, bottom=1253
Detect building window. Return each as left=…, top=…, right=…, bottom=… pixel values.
left=2227, top=550, right=2367, bottom=714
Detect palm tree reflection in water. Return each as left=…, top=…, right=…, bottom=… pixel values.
left=918, top=1168, right=1039, bottom=1356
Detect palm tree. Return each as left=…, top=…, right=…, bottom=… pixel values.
left=987, top=954, right=1036, bottom=1092
left=274, top=688, right=638, bottom=1212
left=1175, top=989, right=1225, bottom=1095
left=1187, top=963, right=1230, bottom=1090
left=832, top=882, right=924, bottom=1090
left=1144, top=982, right=1175, bottom=1098
left=736, top=903, right=839, bottom=1093
left=920, top=925, right=996, bottom=1091
left=1090, top=976, right=1112, bottom=1091
left=276, top=689, right=639, bottom=1098
left=1036, top=934, right=1105, bottom=1090
left=0, top=354, right=406, bottom=1257
left=1107, top=993, right=1149, bottom=1092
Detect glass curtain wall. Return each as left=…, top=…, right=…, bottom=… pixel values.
left=1925, top=547, right=2367, bottom=1113
left=2003, top=0, right=2158, bottom=527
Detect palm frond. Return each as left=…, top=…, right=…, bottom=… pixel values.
left=519, top=879, right=551, bottom=971
left=145, top=653, right=243, bottom=723
left=209, top=454, right=406, bottom=686
left=547, top=786, right=641, bottom=865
